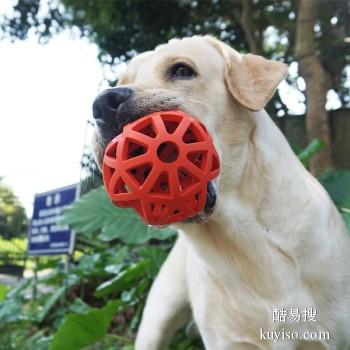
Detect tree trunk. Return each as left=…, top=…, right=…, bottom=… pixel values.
left=240, top=0, right=262, bottom=55
left=295, top=0, right=332, bottom=175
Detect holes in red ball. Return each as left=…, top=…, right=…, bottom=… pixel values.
left=178, top=167, right=198, bottom=192
left=157, top=141, right=179, bottom=163
left=150, top=172, right=170, bottom=195
left=126, top=140, right=147, bottom=160
left=187, top=151, right=208, bottom=171
left=113, top=177, right=131, bottom=194
left=132, top=117, right=157, bottom=138
left=106, top=142, right=118, bottom=159
left=183, top=123, right=204, bottom=144
left=128, top=163, right=152, bottom=186
left=138, top=123, right=157, bottom=138
left=195, top=191, right=200, bottom=201
left=150, top=203, right=167, bottom=218
left=186, top=191, right=202, bottom=211
left=161, top=113, right=182, bottom=134
left=164, top=120, right=180, bottom=134
left=103, top=166, right=115, bottom=182
left=169, top=208, right=184, bottom=221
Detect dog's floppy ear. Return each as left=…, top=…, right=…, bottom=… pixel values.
left=205, top=36, right=288, bottom=111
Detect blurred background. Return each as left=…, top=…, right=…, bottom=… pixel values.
left=0, top=1, right=349, bottom=349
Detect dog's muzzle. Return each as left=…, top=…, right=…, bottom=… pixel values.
left=92, top=88, right=217, bottom=223
left=92, top=87, right=134, bottom=141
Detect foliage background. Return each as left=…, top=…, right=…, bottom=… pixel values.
left=0, top=178, right=27, bottom=240
left=1, top=1, right=350, bottom=349
left=1, top=143, right=349, bottom=350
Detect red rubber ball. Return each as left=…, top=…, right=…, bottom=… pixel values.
left=102, top=110, right=220, bottom=225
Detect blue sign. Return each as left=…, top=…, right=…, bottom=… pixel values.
left=28, top=184, right=79, bottom=256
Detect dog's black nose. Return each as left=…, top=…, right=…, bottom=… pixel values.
left=92, top=87, right=132, bottom=124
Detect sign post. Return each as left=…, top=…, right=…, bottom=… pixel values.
left=28, top=184, right=79, bottom=256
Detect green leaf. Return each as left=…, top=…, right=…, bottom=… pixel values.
left=319, top=170, right=350, bottom=208
left=98, top=216, right=153, bottom=243
left=0, top=284, right=9, bottom=301
left=108, top=246, right=129, bottom=265
left=298, top=139, right=325, bottom=167
left=37, top=286, right=66, bottom=323
left=318, top=170, right=350, bottom=234
left=341, top=209, right=350, bottom=233
left=0, top=298, right=22, bottom=323
left=62, top=187, right=177, bottom=244
left=95, top=260, right=150, bottom=298
left=49, top=300, right=121, bottom=350
left=121, top=288, right=135, bottom=303
left=75, top=253, right=103, bottom=276
left=140, top=246, right=168, bottom=277
left=105, top=264, right=123, bottom=275
left=6, top=277, right=33, bottom=298
left=68, top=298, right=92, bottom=315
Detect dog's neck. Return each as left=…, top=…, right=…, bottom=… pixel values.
left=176, top=109, right=315, bottom=298
left=213, top=108, right=313, bottom=229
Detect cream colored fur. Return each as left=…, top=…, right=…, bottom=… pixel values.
left=95, top=36, right=350, bottom=350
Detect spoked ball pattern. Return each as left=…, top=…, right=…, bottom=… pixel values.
left=102, top=110, right=220, bottom=225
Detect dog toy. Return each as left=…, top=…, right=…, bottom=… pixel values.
left=102, top=110, right=220, bottom=225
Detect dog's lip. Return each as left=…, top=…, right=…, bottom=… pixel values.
left=205, top=181, right=217, bottom=211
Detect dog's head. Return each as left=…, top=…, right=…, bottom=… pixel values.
left=92, top=36, right=287, bottom=223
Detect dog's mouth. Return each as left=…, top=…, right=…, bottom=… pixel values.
left=94, top=107, right=217, bottom=224
left=95, top=140, right=217, bottom=223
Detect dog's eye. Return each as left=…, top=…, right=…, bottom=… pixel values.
left=169, top=63, right=196, bottom=79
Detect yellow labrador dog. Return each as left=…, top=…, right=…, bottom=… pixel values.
left=92, top=36, right=350, bottom=350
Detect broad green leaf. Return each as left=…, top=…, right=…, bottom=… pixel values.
left=341, top=209, right=350, bottom=233
left=319, top=170, right=350, bottom=208
left=6, top=277, right=33, bottom=298
left=95, top=260, right=150, bottom=298
left=98, top=216, right=153, bottom=243
left=318, top=170, right=350, bottom=233
left=50, top=300, right=121, bottom=350
left=298, top=139, right=325, bottom=167
left=121, top=288, right=136, bottom=303
left=98, top=222, right=176, bottom=244
left=105, top=264, right=123, bottom=275
left=0, top=298, right=22, bottom=323
left=108, top=246, right=129, bottom=265
left=140, top=246, right=168, bottom=277
left=75, top=253, right=104, bottom=277
left=62, top=187, right=177, bottom=243
left=68, top=298, right=92, bottom=315
left=37, top=286, right=66, bottom=323
left=26, top=329, right=51, bottom=350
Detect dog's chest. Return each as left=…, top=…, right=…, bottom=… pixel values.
left=184, top=240, right=328, bottom=349
left=185, top=249, right=272, bottom=344
left=186, top=266, right=327, bottom=349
